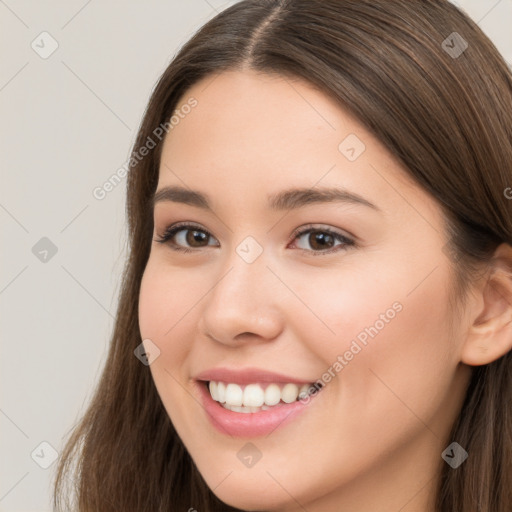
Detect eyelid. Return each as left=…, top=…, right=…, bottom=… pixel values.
left=287, top=223, right=356, bottom=256
left=288, top=223, right=354, bottom=243
left=154, top=221, right=219, bottom=250
left=154, top=221, right=356, bottom=254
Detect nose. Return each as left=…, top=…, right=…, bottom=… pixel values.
left=197, top=248, right=284, bottom=347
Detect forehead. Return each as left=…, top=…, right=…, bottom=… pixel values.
left=163, top=69, right=361, bottom=162
left=157, top=69, right=437, bottom=223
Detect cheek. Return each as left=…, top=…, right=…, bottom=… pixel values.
left=138, top=260, right=192, bottom=377
left=290, top=254, right=457, bottom=419
left=319, top=262, right=457, bottom=446
left=138, top=264, right=167, bottom=341
left=277, top=260, right=400, bottom=365
left=138, top=260, right=200, bottom=422
left=138, top=257, right=200, bottom=340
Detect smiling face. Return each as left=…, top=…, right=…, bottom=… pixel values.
left=138, top=69, right=474, bottom=511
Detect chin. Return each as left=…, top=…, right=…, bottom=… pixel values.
left=210, top=481, right=293, bottom=512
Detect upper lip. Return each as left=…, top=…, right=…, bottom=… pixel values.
left=194, top=367, right=316, bottom=385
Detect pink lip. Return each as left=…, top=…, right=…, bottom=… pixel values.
left=195, top=378, right=323, bottom=438
left=194, top=366, right=315, bottom=385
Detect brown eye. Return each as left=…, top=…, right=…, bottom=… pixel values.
left=155, top=223, right=219, bottom=252
left=183, top=229, right=210, bottom=247
left=291, top=226, right=355, bottom=256
left=307, top=232, right=336, bottom=250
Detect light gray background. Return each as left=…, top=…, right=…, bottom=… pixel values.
left=1, top=1, right=510, bottom=510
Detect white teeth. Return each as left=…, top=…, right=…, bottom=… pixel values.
left=243, top=384, right=265, bottom=407
left=216, top=382, right=226, bottom=403
left=207, top=380, right=318, bottom=407
left=298, top=384, right=310, bottom=400
left=209, top=381, right=218, bottom=401
left=225, top=383, right=243, bottom=406
left=281, top=383, right=299, bottom=403
left=222, top=403, right=266, bottom=413
left=264, top=384, right=281, bottom=406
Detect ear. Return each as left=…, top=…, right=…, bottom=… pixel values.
left=461, top=243, right=512, bottom=366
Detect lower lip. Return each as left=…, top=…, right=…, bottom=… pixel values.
left=196, top=380, right=321, bottom=438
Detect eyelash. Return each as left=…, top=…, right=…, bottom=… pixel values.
left=154, top=222, right=356, bottom=256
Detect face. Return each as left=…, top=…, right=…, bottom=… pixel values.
left=138, top=69, right=473, bottom=511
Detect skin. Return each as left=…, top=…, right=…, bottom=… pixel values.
left=138, top=69, right=512, bottom=511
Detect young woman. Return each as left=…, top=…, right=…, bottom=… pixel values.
left=53, top=1, right=512, bottom=510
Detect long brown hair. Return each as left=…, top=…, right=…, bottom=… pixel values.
left=53, top=1, right=512, bottom=510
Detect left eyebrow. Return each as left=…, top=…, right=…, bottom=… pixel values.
left=267, top=186, right=381, bottom=212
left=152, top=185, right=381, bottom=212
